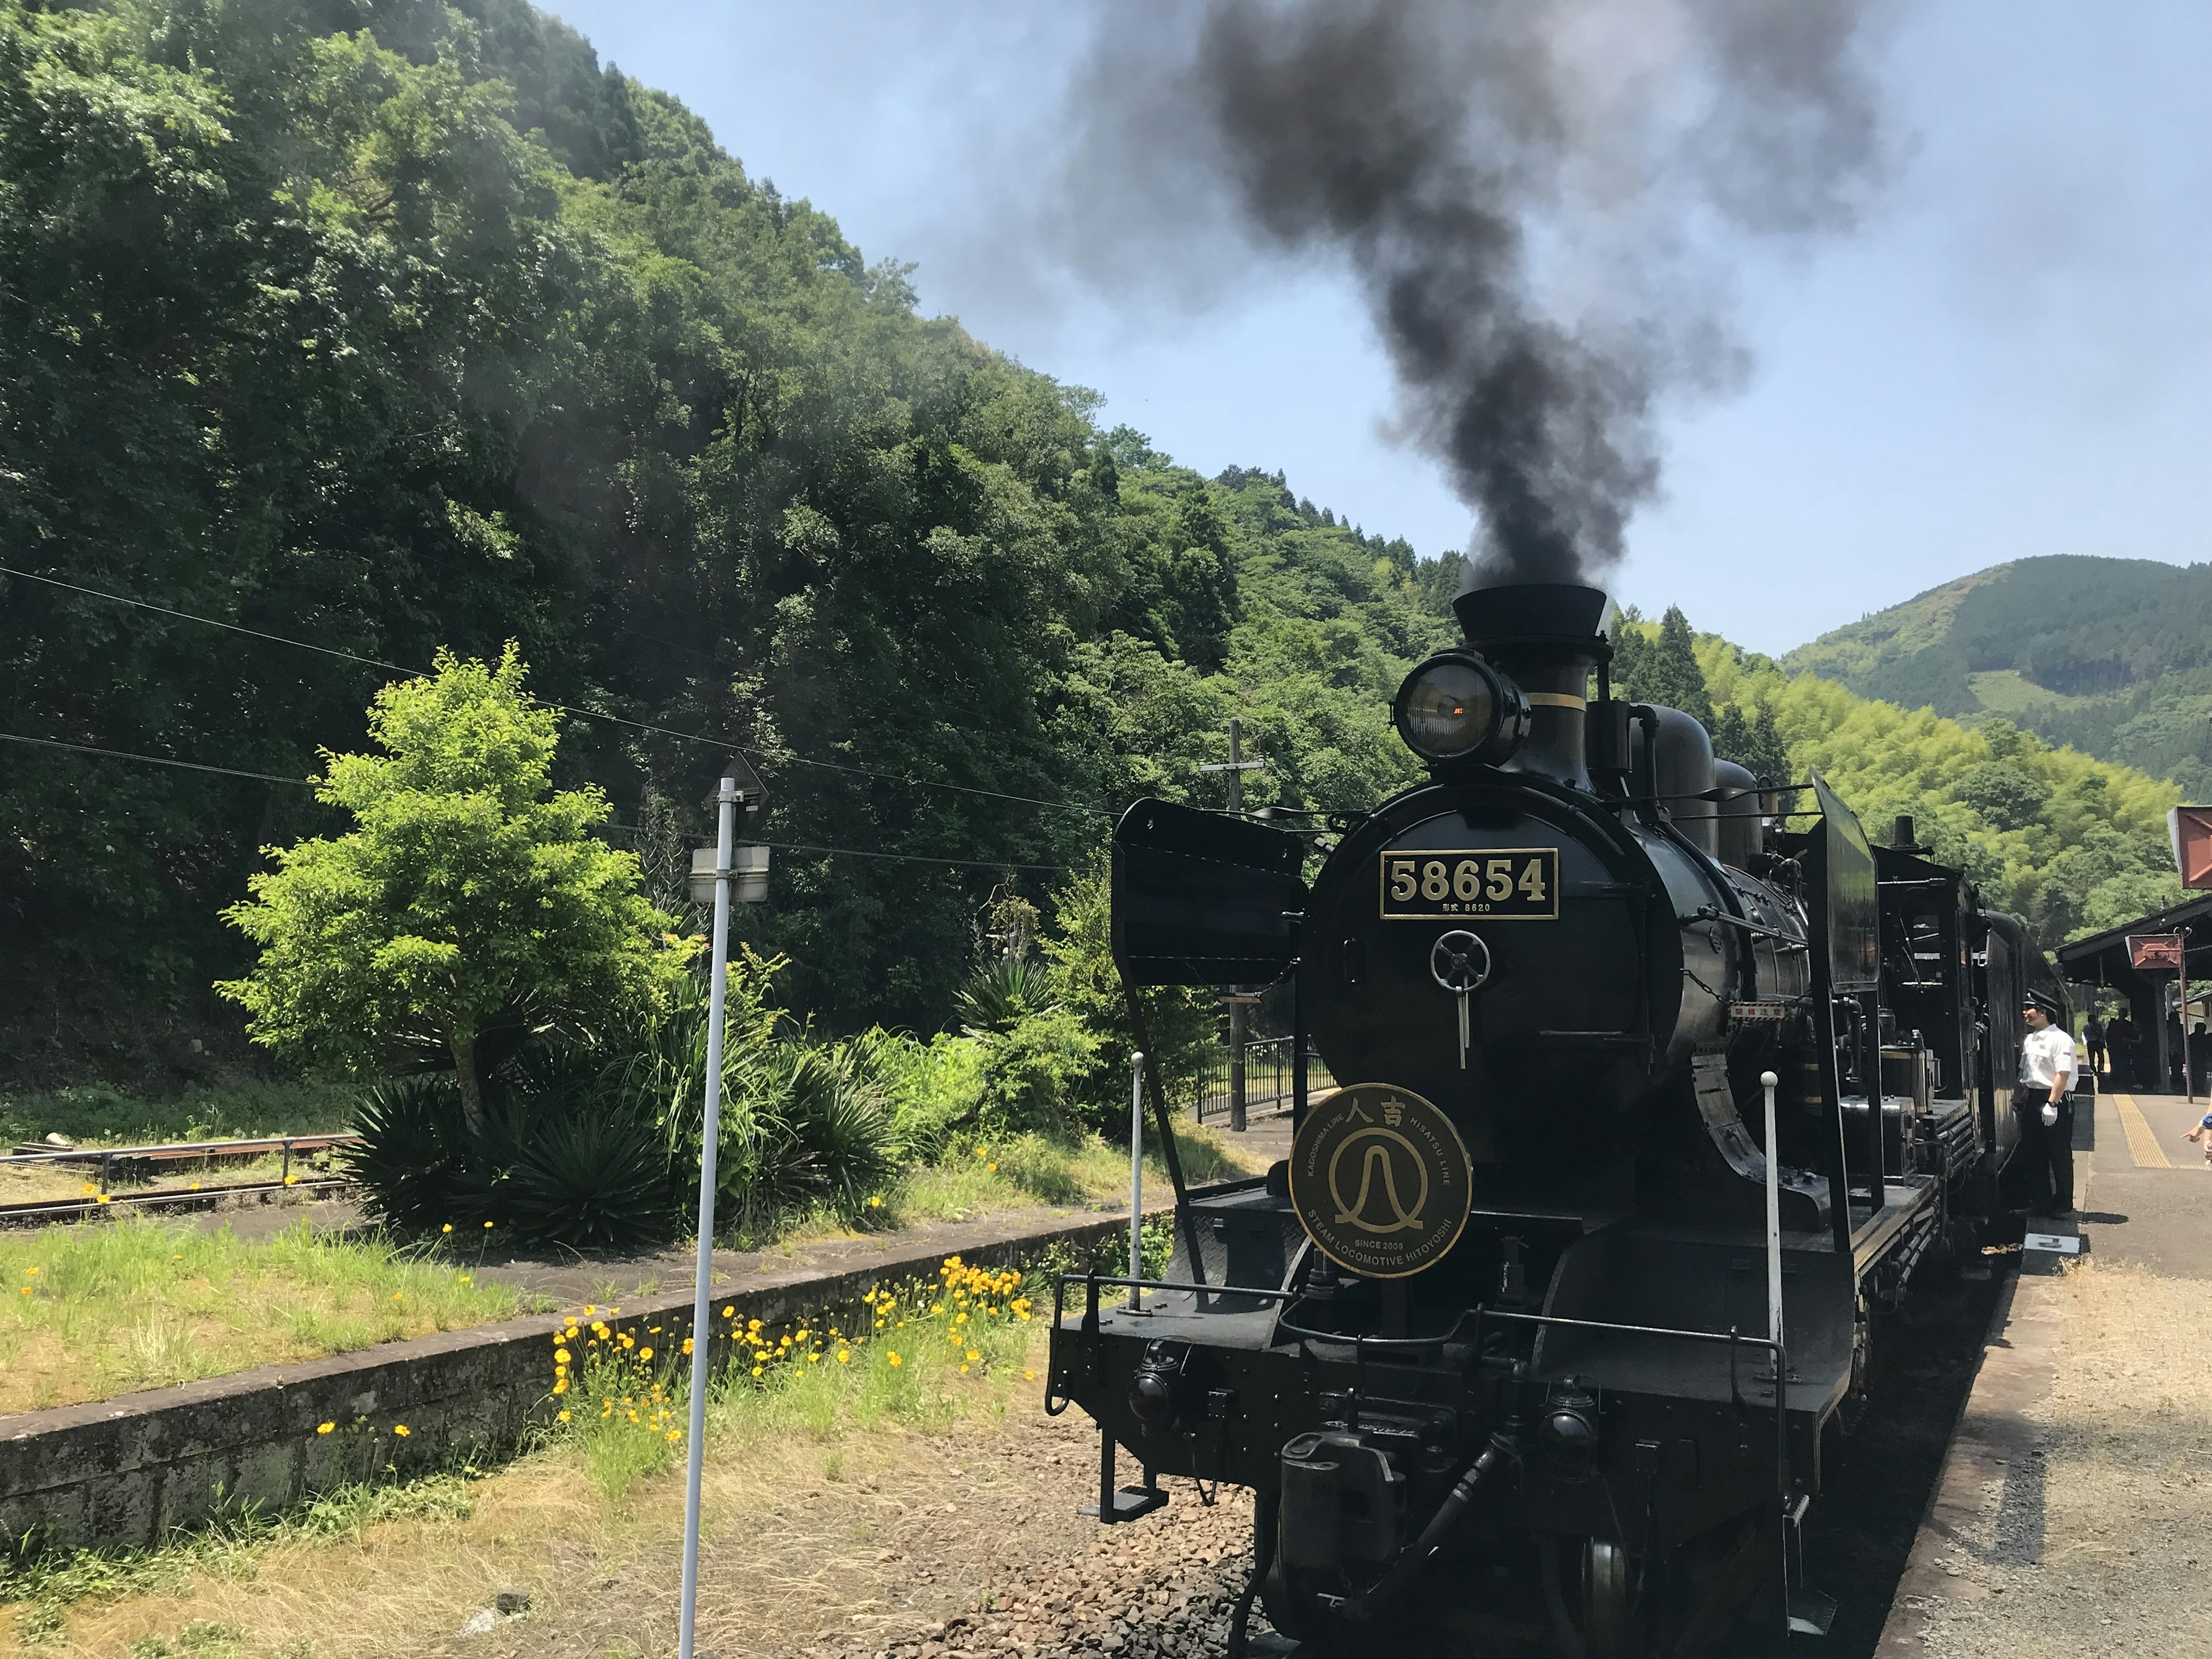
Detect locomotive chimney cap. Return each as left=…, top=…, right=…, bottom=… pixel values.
left=1451, top=579, right=1616, bottom=650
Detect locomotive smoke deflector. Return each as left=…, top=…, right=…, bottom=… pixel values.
left=1446, top=578, right=1618, bottom=789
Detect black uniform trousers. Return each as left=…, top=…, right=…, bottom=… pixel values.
left=2012, top=1086, right=2075, bottom=1215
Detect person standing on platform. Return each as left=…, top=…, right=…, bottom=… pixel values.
left=2017, top=993, right=2078, bottom=1215
left=2084, top=1010, right=2106, bottom=1077
left=2105, top=1010, right=2137, bottom=1089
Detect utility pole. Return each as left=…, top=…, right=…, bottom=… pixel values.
left=1200, top=718, right=1267, bottom=1131
left=679, top=759, right=768, bottom=1659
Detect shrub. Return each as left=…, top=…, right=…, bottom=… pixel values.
left=636, top=952, right=901, bottom=1234
left=344, top=1054, right=678, bottom=1251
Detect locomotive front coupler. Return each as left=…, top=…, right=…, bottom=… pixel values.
left=1048, top=1270, right=1303, bottom=1523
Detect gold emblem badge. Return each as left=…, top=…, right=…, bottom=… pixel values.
left=1289, top=1084, right=1472, bottom=1278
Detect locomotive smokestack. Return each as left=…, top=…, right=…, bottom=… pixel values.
left=1452, top=577, right=1615, bottom=790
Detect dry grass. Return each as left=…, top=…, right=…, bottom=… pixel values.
left=1915, top=1260, right=2212, bottom=1659
left=22, top=1320, right=1086, bottom=1658
left=878, top=1123, right=1261, bottom=1230
left=0, top=1215, right=521, bottom=1415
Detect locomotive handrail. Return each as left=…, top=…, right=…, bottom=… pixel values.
left=1680, top=904, right=1801, bottom=944
left=1053, top=1272, right=1298, bottom=1305
left=1275, top=1305, right=1481, bottom=1353
left=1473, top=1305, right=1782, bottom=1357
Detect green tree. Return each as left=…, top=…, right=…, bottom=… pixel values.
left=1711, top=702, right=1791, bottom=785
left=1633, top=606, right=1716, bottom=724
left=217, top=648, right=686, bottom=1131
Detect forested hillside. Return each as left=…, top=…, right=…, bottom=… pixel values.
left=1677, top=622, right=2184, bottom=944
left=2, top=1, right=2181, bottom=1093
left=0, top=0, right=1456, bottom=1085
left=1783, top=556, right=2212, bottom=797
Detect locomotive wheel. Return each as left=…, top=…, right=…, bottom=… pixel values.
left=1543, top=1535, right=1649, bottom=1658
left=1583, top=1537, right=1641, bottom=1659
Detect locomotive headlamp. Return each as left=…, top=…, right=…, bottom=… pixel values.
left=1392, top=651, right=1532, bottom=767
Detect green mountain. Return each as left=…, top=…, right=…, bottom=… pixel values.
left=0, top=0, right=1454, bottom=1084
left=1782, top=556, right=2212, bottom=797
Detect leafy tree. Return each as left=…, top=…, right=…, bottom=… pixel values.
left=1711, top=702, right=1791, bottom=785
left=1956, top=760, right=2051, bottom=832
left=1624, top=606, right=1716, bottom=724
left=217, top=649, right=686, bottom=1130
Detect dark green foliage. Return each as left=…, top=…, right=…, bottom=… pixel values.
left=1956, top=760, right=2052, bottom=832
left=638, top=957, right=901, bottom=1233
left=0, top=0, right=1479, bottom=1085
left=346, top=1075, right=483, bottom=1232
left=1710, top=702, right=1791, bottom=784
left=953, top=958, right=1057, bottom=1034
left=1783, top=556, right=2212, bottom=794
left=1613, top=605, right=1715, bottom=724
left=344, top=1052, right=679, bottom=1251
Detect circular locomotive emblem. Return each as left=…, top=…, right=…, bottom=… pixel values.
left=1289, top=1084, right=1472, bottom=1279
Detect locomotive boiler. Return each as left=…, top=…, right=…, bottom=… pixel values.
left=1046, top=575, right=2066, bottom=1656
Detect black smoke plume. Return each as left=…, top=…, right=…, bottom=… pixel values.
left=1056, top=1, right=1892, bottom=584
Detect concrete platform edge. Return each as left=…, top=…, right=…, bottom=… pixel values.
left=0, top=1205, right=1162, bottom=1554
left=1872, top=1264, right=2061, bottom=1654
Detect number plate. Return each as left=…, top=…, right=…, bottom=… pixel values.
left=1378, top=848, right=1560, bottom=921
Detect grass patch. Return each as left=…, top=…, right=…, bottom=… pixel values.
left=0, top=1215, right=524, bottom=1414
left=0, top=1229, right=1190, bottom=1653
left=544, top=1253, right=1046, bottom=1509
left=0, top=1081, right=357, bottom=1151
left=882, top=1124, right=1260, bottom=1226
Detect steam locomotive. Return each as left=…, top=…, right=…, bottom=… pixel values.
left=1046, top=577, right=2067, bottom=1656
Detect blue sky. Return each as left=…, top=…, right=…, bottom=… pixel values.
left=545, top=2, right=2211, bottom=657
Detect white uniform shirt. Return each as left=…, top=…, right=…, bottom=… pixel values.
left=2020, top=1025, right=2077, bottom=1091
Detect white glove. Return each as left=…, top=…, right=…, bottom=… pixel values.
left=2041, top=1102, right=2059, bottom=1127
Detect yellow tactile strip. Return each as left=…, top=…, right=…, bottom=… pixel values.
left=2109, top=1093, right=2173, bottom=1169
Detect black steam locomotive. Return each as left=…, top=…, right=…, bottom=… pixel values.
left=1046, top=577, right=2066, bottom=1656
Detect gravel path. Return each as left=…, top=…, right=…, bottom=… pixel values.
left=1892, top=1262, right=2212, bottom=1659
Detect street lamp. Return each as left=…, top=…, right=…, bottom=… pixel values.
left=679, top=755, right=768, bottom=1659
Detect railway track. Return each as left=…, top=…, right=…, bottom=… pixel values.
left=0, top=1132, right=357, bottom=1228
left=858, top=1264, right=2006, bottom=1659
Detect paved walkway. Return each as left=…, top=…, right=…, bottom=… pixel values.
left=1877, top=1093, right=2212, bottom=1656
left=2079, top=1089, right=2211, bottom=1278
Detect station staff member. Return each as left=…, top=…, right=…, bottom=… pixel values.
left=2018, top=992, right=2078, bottom=1215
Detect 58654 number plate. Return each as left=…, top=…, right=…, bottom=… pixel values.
left=1379, top=848, right=1559, bottom=921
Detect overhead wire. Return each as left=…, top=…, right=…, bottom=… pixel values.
left=2, top=732, right=1071, bottom=874
left=0, top=563, right=1113, bottom=819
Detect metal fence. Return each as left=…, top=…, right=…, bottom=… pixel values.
left=1194, top=1036, right=1335, bottom=1126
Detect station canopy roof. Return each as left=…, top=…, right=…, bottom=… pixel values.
left=2056, top=889, right=2212, bottom=993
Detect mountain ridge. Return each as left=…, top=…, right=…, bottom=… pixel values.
left=1781, top=555, right=2212, bottom=796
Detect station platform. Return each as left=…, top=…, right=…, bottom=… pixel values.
left=1876, top=1092, right=2212, bottom=1656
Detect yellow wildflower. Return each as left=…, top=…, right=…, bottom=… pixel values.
left=393, top=1425, right=411, bottom=1437
left=316, top=1422, right=334, bottom=1435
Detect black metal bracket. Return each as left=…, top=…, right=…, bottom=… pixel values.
left=1084, top=1426, right=1169, bottom=1524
